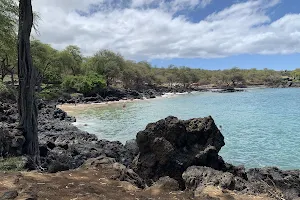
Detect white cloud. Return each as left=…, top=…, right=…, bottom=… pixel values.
left=32, top=0, right=300, bottom=60
left=130, top=0, right=212, bottom=10
left=131, top=0, right=156, bottom=8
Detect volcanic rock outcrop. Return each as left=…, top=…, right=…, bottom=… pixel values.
left=0, top=100, right=134, bottom=172
left=131, top=116, right=300, bottom=199
left=132, top=116, right=226, bottom=186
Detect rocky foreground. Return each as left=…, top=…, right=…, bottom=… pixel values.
left=0, top=163, right=273, bottom=200
left=1, top=99, right=300, bottom=200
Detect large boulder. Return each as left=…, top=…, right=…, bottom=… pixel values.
left=183, top=166, right=300, bottom=200
left=125, top=139, right=139, bottom=157
left=148, top=176, right=180, bottom=191
left=0, top=101, right=25, bottom=158
left=39, top=139, right=135, bottom=172
left=84, top=156, right=146, bottom=189
left=53, top=107, right=76, bottom=122
left=132, top=116, right=226, bottom=186
left=182, top=166, right=247, bottom=192
left=0, top=128, right=25, bottom=157
left=247, top=167, right=300, bottom=200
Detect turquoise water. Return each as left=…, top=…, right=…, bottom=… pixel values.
left=73, top=88, right=300, bottom=169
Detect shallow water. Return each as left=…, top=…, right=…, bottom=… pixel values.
left=72, top=88, right=300, bottom=169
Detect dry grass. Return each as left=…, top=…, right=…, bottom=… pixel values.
left=0, top=166, right=276, bottom=200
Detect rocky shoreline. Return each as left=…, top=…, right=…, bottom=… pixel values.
left=55, top=83, right=300, bottom=106
left=56, top=86, right=205, bottom=105
left=1, top=97, right=300, bottom=199
left=53, top=82, right=300, bottom=106
left=55, top=86, right=247, bottom=106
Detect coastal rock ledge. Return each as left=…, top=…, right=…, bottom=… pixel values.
left=132, top=116, right=300, bottom=200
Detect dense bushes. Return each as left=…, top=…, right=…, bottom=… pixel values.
left=27, top=41, right=293, bottom=90
left=62, top=73, right=106, bottom=95
left=0, top=82, right=16, bottom=101
left=38, top=85, right=63, bottom=100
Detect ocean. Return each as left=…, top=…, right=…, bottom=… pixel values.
left=72, top=88, right=300, bottom=169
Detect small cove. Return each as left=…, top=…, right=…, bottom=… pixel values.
left=62, top=88, right=300, bottom=170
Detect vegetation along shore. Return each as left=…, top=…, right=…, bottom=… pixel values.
left=1, top=39, right=300, bottom=104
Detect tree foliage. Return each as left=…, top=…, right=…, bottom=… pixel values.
left=31, top=40, right=62, bottom=84
left=0, top=0, right=18, bottom=56
left=59, top=45, right=83, bottom=76
left=0, top=0, right=18, bottom=83
left=0, top=0, right=39, bottom=84
left=91, top=50, right=125, bottom=86
left=62, top=73, right=106, bottom=95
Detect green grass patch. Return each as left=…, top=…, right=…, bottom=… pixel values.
left=0, top=157, right=26, bottom=171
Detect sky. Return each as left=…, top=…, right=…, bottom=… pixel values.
left=32, top=0, right=300, bottom=70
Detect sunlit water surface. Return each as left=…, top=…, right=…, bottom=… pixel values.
left=72, top=88, right=300, bottom=169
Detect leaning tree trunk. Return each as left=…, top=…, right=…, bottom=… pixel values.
left=17, top=0, right=39, bottom=167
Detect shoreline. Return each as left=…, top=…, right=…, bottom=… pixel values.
left=56, top=84, right=300, bottom=112
left=57, top=91, right=191, bottom=114
left=57, top=86, right=270, bottom=114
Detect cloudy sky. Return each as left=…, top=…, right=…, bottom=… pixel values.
left=32, top=0, right=300, bottom=70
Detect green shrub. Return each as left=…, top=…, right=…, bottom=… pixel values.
left=0, top=81, right=9, bottom=93
left=0, top=82, right=16, bottom=101
left=0, top=157, right=26, bottom=171
left=38, top=85, right=62, bottom=100
left=62, top=73, right=106, bottom=95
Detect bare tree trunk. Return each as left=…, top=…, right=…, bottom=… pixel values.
left=17, top=0, right=39, bottom=168
left=1, top=59, right=5, bottom=81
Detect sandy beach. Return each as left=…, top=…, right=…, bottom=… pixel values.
left=57, top=92, right=183, bottom=115
left=57, top=98, right=143, bottom=115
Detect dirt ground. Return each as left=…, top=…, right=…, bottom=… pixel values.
left=0, top=167, right=273, bottom=200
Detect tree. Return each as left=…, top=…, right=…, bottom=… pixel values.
left=31, top=40, right=63, bottom=85
left=92, top=50, right=125, bottom=87
left=121, top=60, right=150, bottom=90
left=0, top=0, right=18, bottom=84
left=0, top=0, right=18, bottom=53
left=227, top=67, right=245, bottom=86
left=293, top=68, right=300, bottom=80
left=60, top=45, right=82, bottom=76
left=17, top=0, right=39, bottom=167
left=178, top=67, right=192, bottom=88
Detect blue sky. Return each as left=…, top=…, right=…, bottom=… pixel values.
left=34, top=0, right=300, bottom=70
left=152, top=0, right=300, bottom=70
left=152, top=54, right=300, bottom=70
